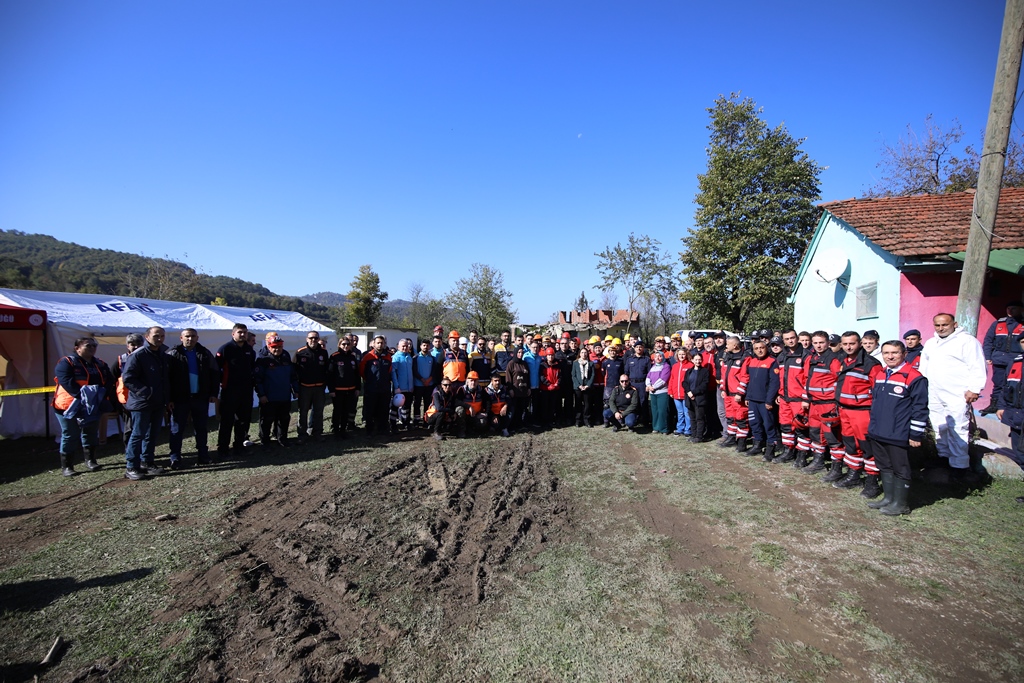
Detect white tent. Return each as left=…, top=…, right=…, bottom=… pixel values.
left=0, top=288, right=335, bottom=438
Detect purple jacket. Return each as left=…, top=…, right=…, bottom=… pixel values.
left=645, top=363, right=672, bottom=394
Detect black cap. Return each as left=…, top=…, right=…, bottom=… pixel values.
left=770, top=336, right=783, bottom=345
left=902, top=329, right=921, bottom=338
left=713, top=331, right=726, bottom=339
left=863, top=329, right=879, bottom=339
left=828, top=333, right=841, bottom=345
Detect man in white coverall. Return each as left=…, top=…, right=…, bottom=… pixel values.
left=918, top=313, right=987, bottom=482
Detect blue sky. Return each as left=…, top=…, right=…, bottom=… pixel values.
left=0, top=1, right=1014, bottom=323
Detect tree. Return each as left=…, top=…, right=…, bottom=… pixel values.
left=597, top=289, right=618, bottom=311
left=868, top=114, right=1024, bottom=196
left=344, top=264, right=388, bottom=326
left=595, top=233, right=674, bottom=336
left=573, top=291, right=589, bottom=312
left=444, top=263, right=517, bottom=336
left=680, top=93, right=822, bottom=332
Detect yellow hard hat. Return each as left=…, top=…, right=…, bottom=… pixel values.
left=612, top=337, right=622, bottom=346
left=588, top=335, right=600, bottom=344
left=604, top=335, right=613, bottom=341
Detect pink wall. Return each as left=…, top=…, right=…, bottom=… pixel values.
left=900, top=270, right=1024, bottom=402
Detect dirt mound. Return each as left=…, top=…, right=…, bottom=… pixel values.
left=163, top=439, right=570, bottom=682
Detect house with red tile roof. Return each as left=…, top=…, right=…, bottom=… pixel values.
left=788, top=188, right=1024, bottom=395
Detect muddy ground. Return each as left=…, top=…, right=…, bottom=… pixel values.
left=1, top=432, right=1022, bottom=682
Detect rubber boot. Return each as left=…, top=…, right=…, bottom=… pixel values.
left=791, top=449, right=809, bottom=469
left=85, top=448, right=100, bottom=471
left=59, top=453, right=76, bottom=477
left=750, top=440, right=765, bottom=455
left=860, top=474, right=882, bottom=498
left=719, top=434, right=737, bottom=448
left=773, top=446, right=796, bottom=464
left=802, top=452, right=825, bottom=474
left=735, top=437, right=748, bottom=453
left=868, top=472, right=895, bottom=509
left=880, top=477, right=911, bottom=516
left=762, top=443, right=777, bottom=463
left=821, top=459, right=844, bottom=483
left=833, top=468, right=864, bottom=489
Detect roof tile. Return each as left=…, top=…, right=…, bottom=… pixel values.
left=820, top=188, right=1024, bottom=257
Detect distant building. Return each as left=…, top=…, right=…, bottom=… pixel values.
left=548, top=309, right=640, bottom=340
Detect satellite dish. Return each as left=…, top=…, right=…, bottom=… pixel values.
left=814, top=248, right=850, bottom=284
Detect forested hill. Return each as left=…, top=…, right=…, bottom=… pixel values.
left=0, top=230, right=340, bottom=325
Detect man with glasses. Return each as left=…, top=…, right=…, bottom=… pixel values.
left=425, top=377, right=465, bottom=441
left=328, top=336, right=360, bottom=438
left=604, top=374, right=639, bottom=432
left=295, top=330, right=330, bottom=441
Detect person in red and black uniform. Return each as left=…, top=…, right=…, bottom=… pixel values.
left=328, top=337, right=361, bottom=438
left=485, top=374, right=512, bottom=436
left=801, top=331, right=845, bottom=478
left=719, top=336, right=751, bottom=452
left=538, top=349, right=562, bottom=429
left=775, top=329, right=809, bottom=466
left=833, top=332, right=882, bottom=496
left=982, top=301, right=1024, bottom=414
left=457, top=371, right=489, bottom=434
left=743, top=339, right=781, bottom=461
left=867, top=340, right=928, bottom=515
left=52, top=337, right=115, bottom=477
left=359, top=335, right=393, bottom=435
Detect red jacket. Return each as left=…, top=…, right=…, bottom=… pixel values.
left=802, top=350, right=841, bottom=404
left=777, top=348, right=806, bottom=402
left=540, top=364, right=561, bottom=391
left=720, top=352, right=749, bottom=397
left=668, top=359, right=692, bottom=400
left=836, top=349, right=881, bottom=409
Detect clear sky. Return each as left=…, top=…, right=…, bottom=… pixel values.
left=0, top=1, right=1014, bottom=323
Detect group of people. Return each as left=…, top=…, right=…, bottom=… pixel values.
left=51, top=311, right=998, bottom=514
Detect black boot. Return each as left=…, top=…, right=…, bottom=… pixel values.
left=762, top=443, right=777, bottom=463
left=791, top=449, right=808, bottom=469
left=880, top=477, right=911, bottom=515
left=802, top=452, right=825, bottom=474
left=821, top=460, right=844, bottom=483
left=59, top=453, right=76, bottom=477
left=735, top=437, right=748, bottom=453
left=719, top=434, right=736, bottom=448
left=833, top=468, right=863, bottom=489
left=773, top=446, right=795, bottom=464
left=868, top=472, right=895, bottom=509
left=750, top=440, right=765, bottom=455
left=85, top=448, right=100, bottom=471
left=860, top=474, right=882, bottom=498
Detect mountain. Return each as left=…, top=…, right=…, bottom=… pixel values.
left=0, top=230, right=341, bottom=325
left=298, top=292, right=415, bottom=324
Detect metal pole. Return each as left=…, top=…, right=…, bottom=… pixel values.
left=956, top=0, right=1024, bottom=335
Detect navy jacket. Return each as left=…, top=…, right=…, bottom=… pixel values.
left=745, top=355, right=780, bottom=404
left=867, top=363, right=928, bottom=445
left=122, top=344, right=171, bottom=411
left=254, top=352, right=298, bottom=402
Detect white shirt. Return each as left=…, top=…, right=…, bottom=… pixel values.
left=919, top=326, right=987, bottom=395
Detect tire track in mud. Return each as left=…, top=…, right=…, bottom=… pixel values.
left=162, top=439, right=571, bottom=682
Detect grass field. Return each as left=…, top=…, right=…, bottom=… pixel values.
left=1, top=408, right=1023, bottom=682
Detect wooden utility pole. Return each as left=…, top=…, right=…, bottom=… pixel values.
left=956, top=0, right=1024, bottom=335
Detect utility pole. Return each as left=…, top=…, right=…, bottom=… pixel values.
left=956, top=0, right=1024, bottom=336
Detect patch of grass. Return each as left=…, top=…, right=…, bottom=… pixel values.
left=770, top=639, right=842, bottom=682
left=751, top=542, right=787, bottom=570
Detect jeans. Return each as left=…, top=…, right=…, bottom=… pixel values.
left=55, top=411, right=99, bottom=458
left=673, top=398, right=691, bottom=434
left=126, top=407, right=164, bottom=469
left=169, top=395, right=211, bottom=462
left=603, top=408, right=637, bottom=430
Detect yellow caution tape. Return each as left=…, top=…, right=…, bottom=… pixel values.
left=0, top=386, right=55, bottom=397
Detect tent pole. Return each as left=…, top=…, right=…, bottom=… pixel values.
left=43, top=323, right=50, bottom=439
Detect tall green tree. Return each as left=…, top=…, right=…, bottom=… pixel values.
left=444, top=263, right=517, bottom=336
left=680, top=93, right=821, bottom=332
left=595, top=233, right=674, bottom=336
left=345, top=264, right=388, bottom=326
left=573, top=291, right=589, bottom=312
